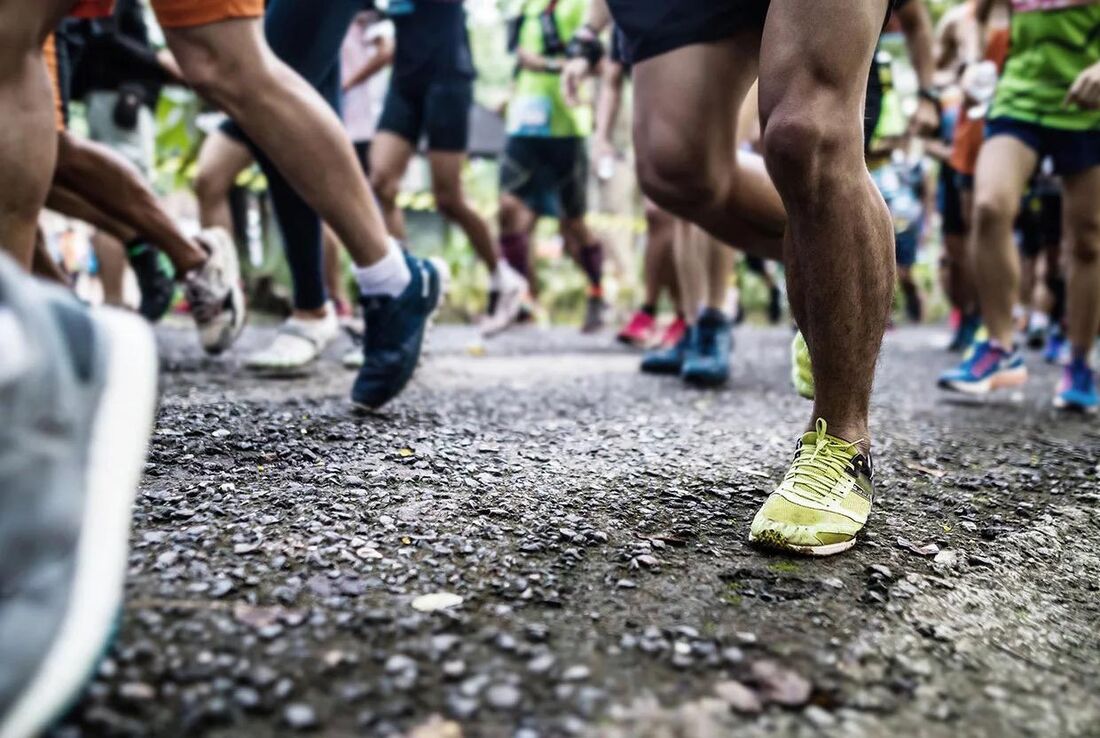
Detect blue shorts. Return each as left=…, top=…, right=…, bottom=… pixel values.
left=895, top=220, right=921, bottom=268
left=986, top=117, right=1100, bottom=178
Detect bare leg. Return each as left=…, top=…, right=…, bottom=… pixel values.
left=642, top=200, right=675, bottom=308
left=632, top=37, right=786, bottom=262
left=428, top=151, right=498, bottom=270
left=0, top=3, right=70, bottom=267
left=92, top=231, right=128, bottom=307
left=969, top=135, right=1038, bottom=348
left=164, top=18, right=389, bottom=267
left=704, top=236, right=735, bottom=312
left=759, top=0, right=894, bottom=447
left=1061, top=165, right=1100, bottom=357
left=322, top=224, right=350, bottom=313
left=194, top=128, right=253, bottom=233
left=53, top=132, right=207, bottom=274
left=943, top=231, right=975, bottom=311
left=369, top=131, right=415, bottom=241
left=673, top=220, right=705, bottom=322
left=498, top=193, right=538, bottom=287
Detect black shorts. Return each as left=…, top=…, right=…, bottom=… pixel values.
left=377, top=78, right=472, bottom=153
left=353, top=140, right=371, bottom=178
left=938, top=162, right=965, bottom=236
left=500, top=136, right=588, bottom=219
left=1017, top=187, right=1062, bottom=259
left=607, top=0, right=899, bottom=66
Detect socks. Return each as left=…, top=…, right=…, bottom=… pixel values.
left=641, top=304, right=656, bottom=317
left=355, top=238, right=411, bottom=298
left=491, top=260, right=524, bottom=290
left=500, top=233, right=530, bottom=278
left=579, top=242, right=603, bottom=292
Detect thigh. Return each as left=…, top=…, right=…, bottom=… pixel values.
left=424, top=80, right=472, bottom=153
left=427, top=150, right=467, bottom=196
left=631, top=35, right=761, bottom=170
left=1062, top=165, right=1100, bottom=241
left=758, top=0, right=889, bottom=133
left=973, top=135, right=1040, bottom=214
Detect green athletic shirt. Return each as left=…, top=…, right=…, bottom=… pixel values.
left=990, top=0, right=1100, bottom=130
left=506, top=0, right=593, bottom=138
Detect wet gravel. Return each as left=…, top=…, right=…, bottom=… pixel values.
left=55, top=323, right=1100, bottom=737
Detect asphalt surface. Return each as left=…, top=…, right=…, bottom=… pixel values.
left=56, top=322, right=1100, bottom=738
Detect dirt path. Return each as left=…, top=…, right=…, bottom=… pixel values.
left=58, top=324, right=1100, bottom=737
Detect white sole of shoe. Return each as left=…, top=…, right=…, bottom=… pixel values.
left=941, top=366, right=1028, bottom=396
left=748, top=531, right=858, bottom=557
left=0, top=309, right=157, bottom=738
left=1053, top=395, right=1099, bottom=414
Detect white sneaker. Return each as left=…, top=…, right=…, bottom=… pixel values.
left=245, top=303, right=339, bottom=375
left=481, top=262, right=528, bottom=337
left=184, top=227, right=246, bottom=355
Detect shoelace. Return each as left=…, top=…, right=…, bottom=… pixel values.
left=783, top=419, right=861, bottom=503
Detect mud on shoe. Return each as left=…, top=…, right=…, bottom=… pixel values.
left=184, top=227, right=246, bottom=356
left=351, top=254, right=448, bottom=410
left=749, top=419, right=873, bottom=557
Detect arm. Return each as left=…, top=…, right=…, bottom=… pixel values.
left=517, top=47, right=564, bottom=74
left=561, top=0, right=611, bottom=105
left=897, top=0, right=939, bottom=136
left=342, top=34, right=394, bottom=92
left=593, top=59, right=624, bottom=159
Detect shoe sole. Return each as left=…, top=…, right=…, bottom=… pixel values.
left=1053, top=395, right=1099, bottom=413
left=939, top=366, right=1028, bottom=395
left=198, top=228, right=247, bottom=356
left=481, top=284, right=526, bottom=338
left=0, top=309, right=157, bottom=738
left=748, top=530, right=857, bottom=557
left=351, top=257, right=449, bottom=411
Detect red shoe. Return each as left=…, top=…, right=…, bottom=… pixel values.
left=658, top=317, right=687, bottom=349
left=617, top=310, right=657, bottom=346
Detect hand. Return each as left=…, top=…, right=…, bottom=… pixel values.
left=561, top=57, right=592, bottom=107
left=594, top=136, right=616, bottom=164
left=1066, top=61, right=1100, bottom=109
left=908, top=97, right=940, bottom=138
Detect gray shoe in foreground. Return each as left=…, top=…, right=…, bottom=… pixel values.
left=0, top=254, right=158, bottom=738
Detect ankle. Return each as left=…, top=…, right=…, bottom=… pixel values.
left=293, top=306, right=328, bottom=321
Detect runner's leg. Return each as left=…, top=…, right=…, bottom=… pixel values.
left=0, top=3, right=72, bottom=267
left=1061, top=165, right=1100, bottom=359
left=758, top=0, right=893, bottom=446
left=194, top=128, right=253, bottom=235
left=164, top=17, right=390, bottom=268
left=969, top=135, right=1038, bottom=348
left=632, top=37, right=785, bottom=261
left=370, top=132, right=416, bottom=240
left=429, top=151, right=500, bottom=271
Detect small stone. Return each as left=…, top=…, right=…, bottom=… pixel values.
left=805, top=705, right=836, bottom=728
left=486, top=684, right=522, bottom=711
left=721, top=647, right=745, bottom=664
left=714, top=680, right=762, bottom=714
left=527, top=653, right=556, bottom=675
left=118, top=682, right=156, bottom=702
left=616, top=579, right=637, bottom=589
left=561, top=665, right=590, bottom=682
left=233, top=687, right=261, bottom=710
left=283, top=703, right=319, bottom=730
left=412, top=592, right=464, bottom=612
left=442, top=660, right=467, bottom=679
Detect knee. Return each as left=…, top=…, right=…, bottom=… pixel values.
left=762, top=108, right=854, bottom=197
left=169, top=35, right=256, bottom=107
left=370, top=170, right=400, bottom=207
left=432, top=186, right=464, bottom=219
left=635, top=134, right=720, bottom=217
left=971, top=191, right=1017, bottom=234
left=193, top=164, right=231, bottom=205
left=1068, top=219, right=1100, bottom=266
left=498, top=195, right=524, bottom=233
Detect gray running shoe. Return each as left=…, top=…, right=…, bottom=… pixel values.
left=0, top=253, right=157, bottom=738
left=184, top=227, right=246, bottom=355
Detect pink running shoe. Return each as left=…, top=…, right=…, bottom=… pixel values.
left=617, top=310, right=657, bottom=347
left=658, top=316, right=687, bottom=349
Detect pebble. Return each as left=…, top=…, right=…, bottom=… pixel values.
left=283, top=703, right=318, bottom=730
left=486, top=684, right=522, bottom=711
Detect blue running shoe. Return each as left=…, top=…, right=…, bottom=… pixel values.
left=641, top=325, right=696, bottom=375
left=351, top=254, right=448, bottom=410
left=938, top=340, right=1028, bottom=395
left=1043, top=326, right=1067, bottom=365
left=681, top=308, right=732, bottom=387
left=1054, top=358, right=1098, bottom=413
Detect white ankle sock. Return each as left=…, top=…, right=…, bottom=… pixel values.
left=355, top=239, right=411, bottom=298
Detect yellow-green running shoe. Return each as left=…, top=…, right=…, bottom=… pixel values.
left=749, top=419, right=873, bottom=556
left=791, top=331, right=814, bottom=400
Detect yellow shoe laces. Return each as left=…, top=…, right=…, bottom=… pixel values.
left=783, top=419, right=862, bottom=503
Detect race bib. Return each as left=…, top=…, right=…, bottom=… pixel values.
left=509, top=95, right=552, bottom=136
